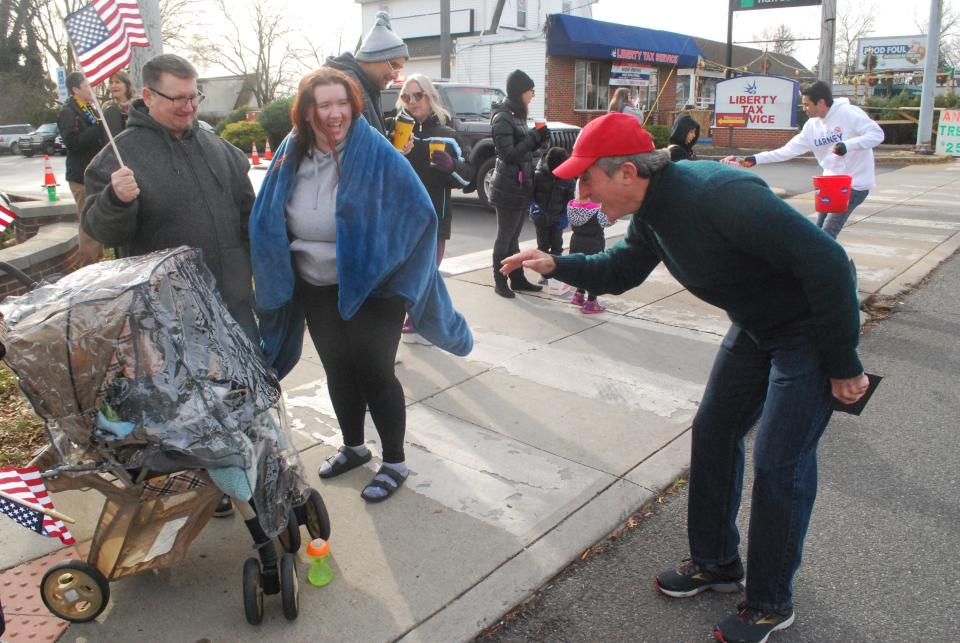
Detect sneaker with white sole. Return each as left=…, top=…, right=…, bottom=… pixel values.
left=655, top=558, right=745, bottom=598
left=713, top=601, right=795, bottom=643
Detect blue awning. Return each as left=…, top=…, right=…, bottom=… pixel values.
left=546, top=14, right=701, bottom=69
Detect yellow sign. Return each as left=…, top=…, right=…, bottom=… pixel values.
left=716, top=113, right=748, bottom=128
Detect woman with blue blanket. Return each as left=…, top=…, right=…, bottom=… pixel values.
left=249, top=68, right=472, bottom=503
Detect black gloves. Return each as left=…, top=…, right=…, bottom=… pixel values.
left=531, top=125, right=551, bottom=146
left=832, top=142, right=847, bottom=156
left=741, top=156, right=757, bottom=168
left=430, top=149, right=455, bottom=173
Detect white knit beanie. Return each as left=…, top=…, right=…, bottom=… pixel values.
left=355, top=11, right=409, bottom=62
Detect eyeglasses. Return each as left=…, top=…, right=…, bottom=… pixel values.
left=148, top=87, right=205, bottom=108
left=387, top=59, right=404, bottom=71
left=400, top=91, right=425, bottom=104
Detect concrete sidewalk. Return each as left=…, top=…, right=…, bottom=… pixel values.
left=1, top=160, right=958, bottom=642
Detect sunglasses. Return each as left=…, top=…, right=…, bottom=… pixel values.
left=401, top=91, right=426, bottom=103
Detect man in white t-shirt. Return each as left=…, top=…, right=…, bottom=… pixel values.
left=742, top=81, right=884, bottom=238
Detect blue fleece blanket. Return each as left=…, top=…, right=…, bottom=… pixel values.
left=249, top=117, right=473, bottom=378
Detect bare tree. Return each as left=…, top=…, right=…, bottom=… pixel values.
left=193, top=0, right=297, bottom=105
left=28, top=0, right=84, bottom=70
left=758, top=24, right=798, bottom=57
left=914, top=0, right=960, bottom=71
left=159, top=0, right=202, bottom=49
left=835, top=3, right=876, bottom=78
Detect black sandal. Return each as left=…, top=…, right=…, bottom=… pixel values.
left=361, top=465, right=408, bottom=503
left=318, top=445, right=372, bottom=479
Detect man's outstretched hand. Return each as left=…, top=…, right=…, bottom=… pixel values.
left=499, top=248, right=556, bottom=276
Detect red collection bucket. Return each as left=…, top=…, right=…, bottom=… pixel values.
left=813, top=175, right=852, bottom=214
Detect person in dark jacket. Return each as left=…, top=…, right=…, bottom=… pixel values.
left=667, top=113, right=700, bottom=161
left=102, top=70, right=136, bottom=132
left=489, top=69, right=550, bottom=298
left=531, top=147, right=575, bottom=265
left=566, top=181, right=612, bottom=314
left=501, top=113, right=870, bottom=643
left=324, top=11, right=408, bottom=136
left=388, top=73, right=474, bottom=336
left=58, top=71, right=108, bottom=266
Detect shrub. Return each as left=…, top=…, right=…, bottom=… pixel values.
left=214, top=108, right=249, bottom=135
left=258, top=97, right=294, bottom=147
left=221, top=120, right=268, bottom=154
left=645, top=124, right=671, bottom=149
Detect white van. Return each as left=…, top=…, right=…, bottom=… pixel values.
left=0, top=124, right=34, bottom=155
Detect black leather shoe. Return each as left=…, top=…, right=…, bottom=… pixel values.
left=213, top=495, right=234, bottom=518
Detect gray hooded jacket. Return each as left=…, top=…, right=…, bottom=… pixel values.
left=81, top=100, right=258, bottom=340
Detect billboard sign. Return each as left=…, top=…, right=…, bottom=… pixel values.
left=856, top=35, right=928, bottom=72
left=731, top=0, right=821, bottom=10
left=714, top=75, right=799, bottom=129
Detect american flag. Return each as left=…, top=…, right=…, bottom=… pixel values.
left=64, top=0, right=149, bottom=86
left=0, top=467, right=76, bottom=545
left=0, top=193, right=15, bottom=234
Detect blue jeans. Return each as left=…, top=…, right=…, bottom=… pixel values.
left=816, top=188, right=868, bottom=239
left=687, top=321, right=834, bottom=611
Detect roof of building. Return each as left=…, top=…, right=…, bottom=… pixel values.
left=546, top=14, right=702, bottom=69
left=196, top=74, right=258, bottom=118
left=692, top=37, right=815, bottom=79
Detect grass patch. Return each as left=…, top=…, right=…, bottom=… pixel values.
left=0, top=362, right=45, bottom=467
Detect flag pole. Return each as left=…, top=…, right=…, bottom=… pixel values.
left=67, top=41, right=125, bottom=168
left=0, top=488, right=77, bottom=524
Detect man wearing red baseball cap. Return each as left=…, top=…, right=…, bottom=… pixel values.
left=501, top=112, right=869, bottom=643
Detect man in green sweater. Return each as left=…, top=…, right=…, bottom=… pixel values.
left=501, top=112, right=869, bottom=643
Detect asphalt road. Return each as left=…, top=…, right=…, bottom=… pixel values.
left=480, top=251, right=960, bottom=643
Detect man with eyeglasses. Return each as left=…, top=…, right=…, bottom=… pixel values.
left=82, top=53, right=259, bottom=405
left=325, top=10, right=409, bottom=136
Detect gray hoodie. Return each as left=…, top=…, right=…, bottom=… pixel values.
left=82, top=100, right=258, bottom=341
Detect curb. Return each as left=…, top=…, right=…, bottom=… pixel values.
left=869, top=232, right=960, bottom=303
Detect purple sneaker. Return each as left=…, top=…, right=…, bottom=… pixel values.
left=570, top=291, right=585, bottom=306
left=581, top=300, right=606, bottom=315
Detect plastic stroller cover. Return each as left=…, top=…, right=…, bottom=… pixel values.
left=0, top=247, right=307, bottom=536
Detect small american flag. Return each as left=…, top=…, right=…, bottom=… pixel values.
left=0, top=467, right=76, bottom=545
left=64, top=0, right=149, bottom=86
left=0, top=195, right=15, bottom=234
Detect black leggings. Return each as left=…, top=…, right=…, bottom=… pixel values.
left=493, top=205, right=528, bottom=257
left=300, top=283, right=407, bottom=463
left=535, top=224, right=563, bottom=255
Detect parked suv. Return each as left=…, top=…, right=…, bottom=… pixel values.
left=381, top=82, right=580, bottom=207
left=0, top=123, right=34, bottom=155
left=18, top=123, right=66, bottom=157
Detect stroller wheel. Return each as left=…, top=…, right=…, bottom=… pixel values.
left=242, top=557, right=264, bottom=625
left=40, top=560, right=110, bottom=623
left=278, top=507, right=301, bottom=553
left=280, top=552, right=299, bottom=621
left=304, top=488, right=331, bottom=540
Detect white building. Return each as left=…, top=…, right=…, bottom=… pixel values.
left=355, top=0, right=595, bottom=119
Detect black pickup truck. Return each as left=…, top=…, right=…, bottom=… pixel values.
left=381, top=82, right=580, bottom=207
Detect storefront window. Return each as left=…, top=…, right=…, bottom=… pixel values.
left=575, top=60, right=611, bottom=111
left=699, top=78, right=718, bottom=108
left=676, top=75, right=692, bottom=109
left=518, top=0, right=527, bottom=28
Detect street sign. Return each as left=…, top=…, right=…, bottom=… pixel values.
left=935, top=109, right=960, bottom=156
left=716, top=113, right=748, bottom=127
left=731, top=0, right=821, bottom=11
left=56, top=67, right=68, bottom=103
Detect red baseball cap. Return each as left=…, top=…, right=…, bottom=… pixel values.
left=553, top=112, right=655, bottom=179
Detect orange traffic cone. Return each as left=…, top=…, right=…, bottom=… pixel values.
left=251, top=141, right=261, bottom=166
left=41, top=154, right=59, bottom=202
left=263, top=138, right=273, bottom=161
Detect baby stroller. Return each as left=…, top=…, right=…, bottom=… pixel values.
left=0, top=248, right=330, bottom=625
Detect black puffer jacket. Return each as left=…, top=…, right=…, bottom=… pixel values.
left=387, top=112, right=474, bottom=240
left=57, top=97, right=106, bottom=183
left=487, top=99, right=547, bottom=208
left=532, top=164, right=576, bottom=227
left=668, top=114, right=700, bottom=161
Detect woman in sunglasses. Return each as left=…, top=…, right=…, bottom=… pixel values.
left=249, top=68, right=472, bottom=503
left=388, top=73, right=474, bottom=336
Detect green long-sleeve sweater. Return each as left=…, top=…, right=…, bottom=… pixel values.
left=551, top=161, right=863, bottom=379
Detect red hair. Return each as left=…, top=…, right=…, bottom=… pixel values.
left=290, top=68, right=363, bottom=162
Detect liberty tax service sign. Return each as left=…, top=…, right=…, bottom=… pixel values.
left=714, top=75, right=799, bottom=130
left=936, top=109, right=960, bottom=156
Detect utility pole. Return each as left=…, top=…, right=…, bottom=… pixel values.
left=726, top=0, right=735, bottom=147
left=818, top=0, right=836, bottom=85
left=129, top=0, right=163, bottom=91
left=916, top=0, right=942, bottom=152
left=441, top=0, right=451, bottom=80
